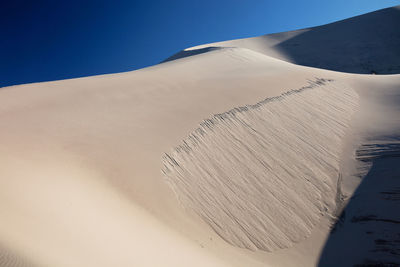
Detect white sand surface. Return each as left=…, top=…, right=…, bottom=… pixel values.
left=1, top=5, right=400, bottom=267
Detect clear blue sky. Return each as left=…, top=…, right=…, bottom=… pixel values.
left=1, top=0, right=399, bottom=87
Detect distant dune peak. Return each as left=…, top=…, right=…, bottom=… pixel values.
left=163, top=79, right=359, bottom=251
left=165, top=5, right=400, bottom=74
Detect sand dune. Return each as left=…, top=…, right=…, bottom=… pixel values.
left=169, top=5, right=400, bottom=74
left=1, top=5, right=400, bottom=267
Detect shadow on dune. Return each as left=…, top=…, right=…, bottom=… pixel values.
left=270, top=6, right=400, bottom=74
left=318, top=137, right=400, bottom=266
left=161, top=47, right=224, bottom=63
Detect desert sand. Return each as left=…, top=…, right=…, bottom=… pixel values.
left=1, top=5, right=399, bottom=267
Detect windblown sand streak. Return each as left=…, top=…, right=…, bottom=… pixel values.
left=163, top=79, right=359, bottom=251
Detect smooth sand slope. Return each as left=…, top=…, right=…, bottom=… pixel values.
left=1, top=5, right=400, bottom=267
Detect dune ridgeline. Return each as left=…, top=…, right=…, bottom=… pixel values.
left=1, top=5, right=400, bottom=267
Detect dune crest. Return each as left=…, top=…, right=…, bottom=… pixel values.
left=168, top=5, right=400, bottom=74
left=163, top=79, right=359, bottom=251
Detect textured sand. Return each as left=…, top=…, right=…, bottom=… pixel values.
left=1, top=5, right=400, bottom=267
left=163, top=79, right=359, bottom=251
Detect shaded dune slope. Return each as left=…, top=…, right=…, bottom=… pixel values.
left=320, top=138, right=400, bottom=266
left=163, top=79, right=359, bottom=251
left=162, top=47, right=225, bottom=63
left=319, top=77, right=400, bottom=266
left=166, top=5, right=400, bottom=74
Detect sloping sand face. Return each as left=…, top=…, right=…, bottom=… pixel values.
left=163, top=79, right=359, bottom=251
left=2, top=5, right=398, bottom=265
